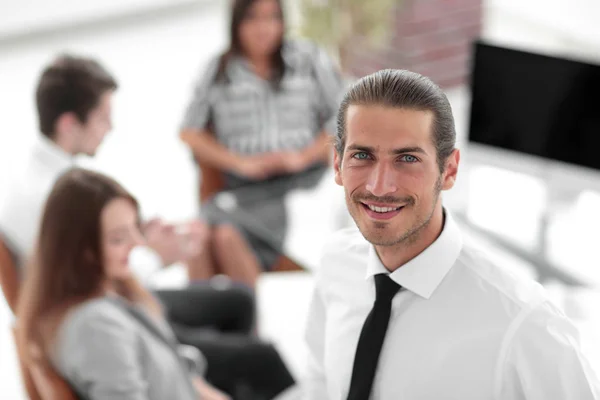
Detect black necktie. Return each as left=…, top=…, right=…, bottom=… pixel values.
left=346, top=274, right=401, bottom=400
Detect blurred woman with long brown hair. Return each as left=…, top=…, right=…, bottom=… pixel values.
left=15, top=168, right=294, bottom=400
left=180, top=0, right=344, bottom=286
left=16, top=168, right=229, bottom=399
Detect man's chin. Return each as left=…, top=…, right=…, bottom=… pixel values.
left=84, top=149, right=98, bottom=157
left=362, top=234, right=401, bottom=247
left=357, top=224, right=393, bottom=246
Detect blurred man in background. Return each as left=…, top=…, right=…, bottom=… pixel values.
left=0, top=54, right=204, bottom=273
left=0, top=54, right=207, bottom=298
left=0, top=54, right=295, bottom=397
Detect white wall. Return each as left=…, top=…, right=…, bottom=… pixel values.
left=465, top=0, right=600, bottom=285
left=483, top=0, right=600, bottom=63
left=0, top=0, right=230, bottom=222
left=0, top=0, right=206, bottom=39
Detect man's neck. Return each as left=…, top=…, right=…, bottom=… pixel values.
left=50, top=132, right=77, bottom=156
left=375, top=205, right=445, bottom=272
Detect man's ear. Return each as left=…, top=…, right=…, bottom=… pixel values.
left=54, top=112, right=80, bottom=136
left=333, top=150, right=343, bottom=186
left=441, top=149, right=460, bottom=190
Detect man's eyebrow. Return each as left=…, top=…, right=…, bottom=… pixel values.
left=346, top=144, right=375, bottom=153
left=346, top=144, right=428, bottom=155
left=390, top=146, right=427, bottom=155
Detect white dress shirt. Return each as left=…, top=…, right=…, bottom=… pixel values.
left=0, top=135, right=162, bottom=279
left=304, top=211, right=599, bottom=399
left=0, top=135, right=73, bottom=259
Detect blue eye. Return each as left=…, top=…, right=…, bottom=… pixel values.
left=352, top=152, right=370, bottom=160
left=400, top=155, right=419, bottom=163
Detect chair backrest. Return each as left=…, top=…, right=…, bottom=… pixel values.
left=28, top=360, right=79, bottom=400
left=12, top=326, right=78, bottom=400
left=194, top=124, right=225, bottom=202
left=196, top=158, right=225, bottom=202
left=2, top=238, right=78, bottom=400
left=0, top=237, right=19, bottom=314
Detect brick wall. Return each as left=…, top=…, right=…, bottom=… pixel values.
left=346, top=0, right=483, bottom=88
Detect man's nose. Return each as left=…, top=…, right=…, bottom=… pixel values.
left=366, top=162, right=398, bottom=197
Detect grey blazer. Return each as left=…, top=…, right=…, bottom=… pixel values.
left=51, top=296, right=200, bottom=400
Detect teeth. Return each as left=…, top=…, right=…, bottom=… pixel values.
left=367, top=205, right=401, bottom=213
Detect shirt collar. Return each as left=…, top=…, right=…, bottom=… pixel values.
left=32, top=134, right=74, bottom=170
left=366, top=209, right=463, bottom=300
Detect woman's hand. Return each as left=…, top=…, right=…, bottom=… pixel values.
left=278, top=151, right=310, bottom=174
left=142, top=219, right=209, bottom=266
left=233, top=153, right=286, bottom=180
left=233, top=156, right=273, bottom=180
left=193, top=377, right=232, bottom=400
left=233, top=151, right=309, bottom=179
left=142, top=218, right=182, bottom=266
left=177, top=219, right=210, bottom=260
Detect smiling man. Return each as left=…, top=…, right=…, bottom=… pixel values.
left=303, top=69, right=599, bottom=400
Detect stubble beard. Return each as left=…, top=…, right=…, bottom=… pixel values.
left=348, top=175, right=443, bottom=248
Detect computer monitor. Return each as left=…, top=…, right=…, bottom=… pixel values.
left=468, top=40, right=600, bottom=174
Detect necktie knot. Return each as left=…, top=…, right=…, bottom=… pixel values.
left=374, top=273, right=400, bottom=303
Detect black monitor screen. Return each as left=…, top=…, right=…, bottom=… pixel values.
left=468, top=41, right=600, bottom=171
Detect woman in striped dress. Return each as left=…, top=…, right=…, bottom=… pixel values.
left=180, top=0, right=344, bottom=287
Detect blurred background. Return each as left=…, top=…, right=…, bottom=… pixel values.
left=1, top=0, right=600, bottom=397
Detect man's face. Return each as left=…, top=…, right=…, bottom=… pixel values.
left=75, top=91, right=113, bottom=156
left=334, top=105, right=459, bottom=247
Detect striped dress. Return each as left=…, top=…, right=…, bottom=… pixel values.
left=181, top=39, right=344, bottom=269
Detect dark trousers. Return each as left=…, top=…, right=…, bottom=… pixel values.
left=154, top=285, right=295, bottom=400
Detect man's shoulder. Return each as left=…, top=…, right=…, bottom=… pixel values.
left=0, top=167, right=35, bottom=235
left=454, top=243, right=550, bottom=312
left=0, top=164, right=54, bottom=238
left=1, top=149, right=54, bottom=202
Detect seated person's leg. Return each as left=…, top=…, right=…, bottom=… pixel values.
left=179, top=332, right=295, bottom=399
left=186, top=226, right=219, bottom=281
left=211, top=224, right=265, bottom=288
left=155, top=285, right=255, bottom=335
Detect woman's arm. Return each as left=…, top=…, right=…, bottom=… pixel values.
left=299, top=130, right=333, bottom=166
left=278, top=43, right=345, bottom=173
left=179, top=58, right=280, bottom=180
left=272, top=131, right=331, bottom=175
left=311, top=44, right=346, bottom=137
left=180, top=128, right=244, bottom=174
left=180, top=128, right=288, bottom=180
left=180, top=58, right=256, bottom=177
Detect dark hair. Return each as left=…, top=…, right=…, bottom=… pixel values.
left=36, top=54, right=118, bottom=139
left=17, top=168, right=160, bottom=367
left=336, top=69, right=456, bottom=172
left=215, top=0, right=286, bottom=87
